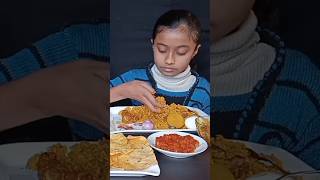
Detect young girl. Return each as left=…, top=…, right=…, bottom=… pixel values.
left=110, top=9, right=210, bottom=115
left=211, top=0, right=320, bottom=169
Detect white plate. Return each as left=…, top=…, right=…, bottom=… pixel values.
left=0, top=142, right=160, bottom=179
left=229, top=141, right=317, bottom=180
left=147, top=131, right=208, bottom=158
left=110, top=106, right=209, bottom=133
left=110, top=165, right=160, bottom=177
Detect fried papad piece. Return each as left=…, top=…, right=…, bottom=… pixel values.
left=110, top=133, right=158, bottom=170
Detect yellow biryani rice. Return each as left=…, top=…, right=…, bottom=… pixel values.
left=120, top=96, right=197, bottom=129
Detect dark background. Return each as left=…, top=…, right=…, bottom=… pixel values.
left=254, top=0, right=320, bottom=65
left=0, top=0, right=108, bottom=58
left=0, top=0, right=108, bottom=143
left=285, top=1, right=320, bottom=64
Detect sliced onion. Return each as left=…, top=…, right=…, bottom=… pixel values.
left=142, top=120, right=154, bottom=130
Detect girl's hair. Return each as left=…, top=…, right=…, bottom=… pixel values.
left=152, top=9, right=201, bottom=44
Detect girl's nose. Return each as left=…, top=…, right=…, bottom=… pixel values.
left=165, top=53, right=175, bottom=65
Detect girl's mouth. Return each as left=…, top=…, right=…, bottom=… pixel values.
left=161, top=67, right=176, bottom=73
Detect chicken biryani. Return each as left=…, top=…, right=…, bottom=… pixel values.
left=120, top=96, right=198, bottom=129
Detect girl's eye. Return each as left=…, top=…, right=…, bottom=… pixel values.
left=176, top=47, right=189, bottom=56
left=176, top=51, right=187, bottom=56
left=158, top=49, right=167, bottom=53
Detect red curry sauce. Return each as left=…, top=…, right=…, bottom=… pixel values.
left=156, top=134, right=199, bottom=153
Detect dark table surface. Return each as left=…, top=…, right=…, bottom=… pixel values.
left=111, top=132, right=211, bottom=180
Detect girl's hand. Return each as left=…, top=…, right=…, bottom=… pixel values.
left=111, top=80, right=160, bottom=112
left=2, top=60, right=109, bottom=133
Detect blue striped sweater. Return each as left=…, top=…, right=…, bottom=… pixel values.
left=213, top=28, right=320, bottom=169
left=0, top=22, right=109, bottom=83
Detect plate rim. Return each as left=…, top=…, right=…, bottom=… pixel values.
left=110, top=164, right=161, bottom=177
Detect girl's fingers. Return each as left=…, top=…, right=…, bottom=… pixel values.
left=139, top=82, right=156, bottom=94
left=141, top=95, right=160, bottom=112
left=143, top=90, right=160, bottom=108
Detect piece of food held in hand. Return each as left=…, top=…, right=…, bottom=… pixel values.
left=156, top=134, right=199, bottom=153
left=119, top=96, right=198, bottom=130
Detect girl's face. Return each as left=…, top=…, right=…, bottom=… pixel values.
left=211, top=0, right=255, bottom=42
left=152, top=25, right=200, bottom=76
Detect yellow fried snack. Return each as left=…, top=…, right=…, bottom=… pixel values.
left=120, top=96, right=197, bottom=129
left=195, top=117, right=210, bottom=145
left=110, top=133, right=158, bottom=170
left=27, top=140, right=109, bottom=180
left=167, top=111, right=185, bottom=128
left=110, top=133, right=130, bottom=154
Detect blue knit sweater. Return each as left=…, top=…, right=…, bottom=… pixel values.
left=212, top=28, right=320, bottom=169
left=110, top=63, right=211, bottom=115
left=0, top=22, right=109, bottom=84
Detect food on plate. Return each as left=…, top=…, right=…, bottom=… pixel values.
left=212, top=163, right=235, bottom=180
left=27, top=140, right=109, bottom=180
left=156, top=134, right=199, bottom=153
left=142, top=120, right=154, bottom=130
left=110, top=133, right=158, bottom=170
left=195, top=116, right=210, bottom=144
left=119, top=96, right=198, bottom=129
left=167, top=111, right=185, bottom=128
left=212, top=135, right=289, bottom=180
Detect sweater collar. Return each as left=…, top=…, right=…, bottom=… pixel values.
left=151, top=64, right=196, bottom=92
